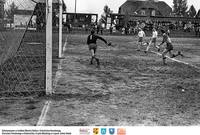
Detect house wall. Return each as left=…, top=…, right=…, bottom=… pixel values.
left=0, top=2, right=4, bottom=19
left=14, top=14, right=36, bottom=30
left=119, top=0, right=172, bottom=17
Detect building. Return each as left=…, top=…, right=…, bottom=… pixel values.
left=118, top=0, right=172, bottom=17
left=0, top=0, right=4, bottom=29
left=63, top=12, right=98, bottom=27
left=11, top=0, right=66, bottom=30
left=14, top=10, right=36, bottom=30
left=0, top=0, right=4, bottom=19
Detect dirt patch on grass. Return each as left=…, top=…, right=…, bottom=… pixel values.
left=44, top=35, right=200, bottom=126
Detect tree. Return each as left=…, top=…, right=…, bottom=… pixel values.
left=173, top=0, right=188, bottom=17
left=187, top=5, right=196, bottom=17
left=6, top=2, right=18, bottom=23
left=99, top=5, right=113, bottom=27
left=196, top=9, right=200, bottom=18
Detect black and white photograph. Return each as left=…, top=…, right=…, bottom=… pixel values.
left=0, top=0, right=200, bottom=130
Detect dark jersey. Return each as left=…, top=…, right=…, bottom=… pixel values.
left=160, top=33, right=173, bottom=51
left=161, top=33, right=171, bottom=44
left=87, top=34, right=107, bottom=45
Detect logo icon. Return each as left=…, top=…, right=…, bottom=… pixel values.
left=93, top=128, right=99, bottom=135
left=101, top=128, right=106, bottom=135
left=109, top=128, right=115, bottom=135
left=79, top=128, right=90, bottom=135
left=117, top=128, right=126, bottom=135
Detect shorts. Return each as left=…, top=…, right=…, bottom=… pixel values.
left=138, top=37, right=143, bottom=42
left=166, top=43, right=173, bottom=51
left=88, top=43, right=97, bottom=50
left=151, top=38, right=156, bottom=43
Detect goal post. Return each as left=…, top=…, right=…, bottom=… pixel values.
left=59, top=0, right=63, bottom=58
left=46, top=0, right=53, bottom=95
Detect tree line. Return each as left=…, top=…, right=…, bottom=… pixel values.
left=173, top=0, right=199, bottom=18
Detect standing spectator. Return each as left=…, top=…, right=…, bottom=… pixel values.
left=198, top=25, right=200, bottom=37
left=96, top=25, right=100, bottom=34
left=109, top=26, right=113, bottom=34
left=122, top=27, right=125, bottom=35
left=100, top=25, right=103, bottom=35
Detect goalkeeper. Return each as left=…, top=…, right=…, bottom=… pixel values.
left=87, top=29, right=111, bottom=67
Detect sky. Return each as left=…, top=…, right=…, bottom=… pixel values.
left=64, top=0, right=200, bottom=17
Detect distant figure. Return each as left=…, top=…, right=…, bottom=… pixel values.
left=122, top=27, right=125, bottom=35
left=87, top=29, right=110, bottom=68
left=194, top=25, right=198, bottom=36
left=67, top=23, right=72, bottom=33
left=100, top=26, right=103, bottom=35
left=96, top=25, right=100, bottom=34
left=137, top=28, right=145, bottom=51
left=0, top=32, right=5, bottom=41
left=109, top=26, right=113, bottom=34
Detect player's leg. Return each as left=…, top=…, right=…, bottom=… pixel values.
left=93, top=48, right=100, bottom=67
left=145, top=39, right=152, bottom=52
left=162, top=49, right=168, bottom=65
left=90, top=49, right=95, bottom=64
left=137, top=42, right=141, bottom=51
left=153, top=39, right=159, bottom=49
left=166, top=43, right=183, bottom=58
left=137, top=37, right=142, bottom=51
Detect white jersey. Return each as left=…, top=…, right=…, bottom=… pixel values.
left=138, top=30, right=145, bottom=38
left=152, top=31, right=158, bottom=38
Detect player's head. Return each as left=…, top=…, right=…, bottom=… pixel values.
left=153, top=28, right=156, bottom=31
left=91, top=29, right=95, bottom=34
left=138, top=28, right=142, bottom=31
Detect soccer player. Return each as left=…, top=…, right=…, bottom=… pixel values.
left=145, top=28, right=159, bottom=53
left=159, top=29, right=183, bottom=65
left=87, top=29, right=109, bottom=67
left=137, top=28, right=145, bottom=51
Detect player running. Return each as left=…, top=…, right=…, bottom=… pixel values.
left=144, top=28, right=159, bottom=53
left=137, top=28, right=145, bottom=51
left=159, top=29, right=183, bottom=65
left=87, top=29, right=110, bottom=67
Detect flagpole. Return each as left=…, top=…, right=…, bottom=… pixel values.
left=75, top=0, right=77, bottom=13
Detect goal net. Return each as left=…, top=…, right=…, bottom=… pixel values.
left=0, top=0, right=61, bottom=98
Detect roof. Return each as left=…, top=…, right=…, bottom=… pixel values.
left=64, top=12, right=98, bottom=16
left=127, top=0, right=148, bottom=1
left=32, top=0, right=62, bottom=3
left=12, top=0, right=66, bottom=11
left=14, top=10, right=33, bottom=15
left=119, top=0, right=172, bottom=16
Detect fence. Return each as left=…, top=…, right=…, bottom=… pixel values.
left=0, top=0, right=62, bottom=98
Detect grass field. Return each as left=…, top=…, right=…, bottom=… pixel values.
left=0, top=33, right=200, bottom=126
left=45, top=34, right=200, bottom=126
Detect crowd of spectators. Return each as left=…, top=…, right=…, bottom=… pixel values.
left=64, top=20, right=200, bottom=37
